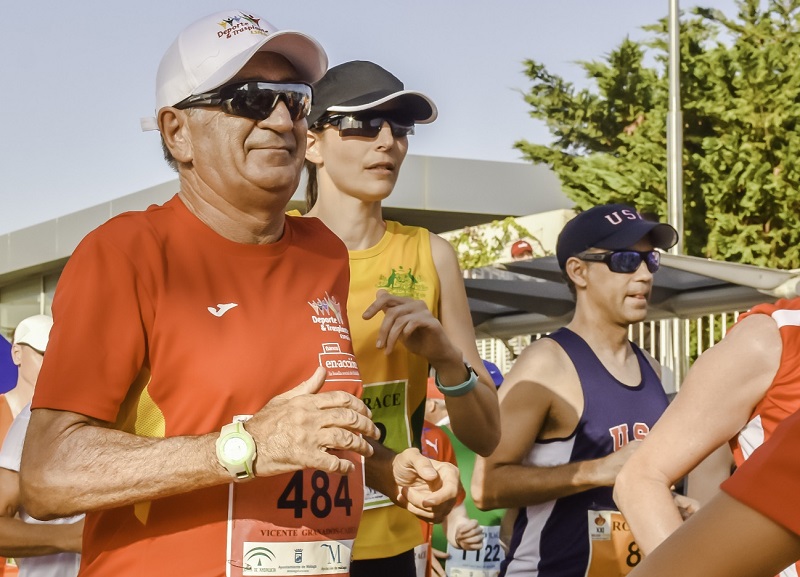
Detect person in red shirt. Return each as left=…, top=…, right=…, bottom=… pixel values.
left=18, top=10, right=455, bottom=577
left=417, top=380, right=482, bottom=577
left=628, top=408, right=800, bottom=577
left=616, top=296, right=800, bottom=577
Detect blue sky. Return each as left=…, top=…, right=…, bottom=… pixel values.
left=0, top=0, right=738, bottom=235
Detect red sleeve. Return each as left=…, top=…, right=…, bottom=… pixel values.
left=722, top=409, right=800, bottom=536
left=32, top=223, right=152, bottom=422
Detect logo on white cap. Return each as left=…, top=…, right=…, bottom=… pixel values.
left=143, top=9, right=328, bottom=131
left=216, top=12, right=268, bottom=39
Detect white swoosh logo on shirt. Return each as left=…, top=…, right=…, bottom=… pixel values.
left=208, top=303, right=238, bottom=317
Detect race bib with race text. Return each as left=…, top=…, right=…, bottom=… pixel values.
left=585, top=510, right=642, bottom=577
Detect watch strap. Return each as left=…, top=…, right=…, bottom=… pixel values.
left=216, top=420, right=256, bottom=481
left=434, top=362, right=478, bottom=397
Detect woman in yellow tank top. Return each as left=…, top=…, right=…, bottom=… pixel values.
left=302, top=60, right=500, bottom=577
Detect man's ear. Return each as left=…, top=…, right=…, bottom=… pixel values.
left=10, top=344, right=21, bottom=367
left=305, top=131, right=323, bottom=166
left=158, top=108, right=193, bottom=164
left=565, top=256, right=589, bottom=290
left=425, top=398, right=437, bottom=415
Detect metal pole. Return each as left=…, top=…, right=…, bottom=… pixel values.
left=666, top=0, right=688, bottom=388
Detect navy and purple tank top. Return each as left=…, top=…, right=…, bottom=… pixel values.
left=501, top=328, right=669, bottom=577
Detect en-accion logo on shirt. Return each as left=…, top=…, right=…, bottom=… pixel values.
left=318, top=343, right=360, bottom=381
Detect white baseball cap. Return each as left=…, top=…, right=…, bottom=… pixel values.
left=141, top=9, right=328, bottom=131
left=12, top=314, right=53, bottom=353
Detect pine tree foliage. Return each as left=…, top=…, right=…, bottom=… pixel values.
left=516, top=0, right=800, bottom=267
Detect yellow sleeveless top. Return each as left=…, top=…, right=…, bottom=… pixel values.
left=348, top=221, right=440, bottom=559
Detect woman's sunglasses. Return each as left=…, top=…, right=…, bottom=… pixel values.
left=313, top=113, right=415, bottom=138
left=576, top=250, right=660, bottom=274
left=174, top=81, right=313, bottom=121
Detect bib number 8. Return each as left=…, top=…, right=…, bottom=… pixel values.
left=626, top=541, right=641, bottom=567
left=277, top=470, right=353, bottom=519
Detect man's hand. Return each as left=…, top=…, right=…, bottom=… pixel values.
left=246, top=367, right=379, bottom=477
left=392, top=448, right=459, bottom=523
left=431, top=548, right=448, bottom=577
left=597, top=440, right=641, bottom=486
left=362, top=290, right=457, bottom=364
left=673, top=493, right=700, bottom=520
left=452, top=518, right=484, bottom=551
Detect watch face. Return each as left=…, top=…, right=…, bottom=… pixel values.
left=224, top=437, right=249, bottom=462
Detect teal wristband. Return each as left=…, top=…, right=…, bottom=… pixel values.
left=435, top=362, right=478, bottom=397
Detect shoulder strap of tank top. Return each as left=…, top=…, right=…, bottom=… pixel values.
left=545, top=327, right=605, bottom=379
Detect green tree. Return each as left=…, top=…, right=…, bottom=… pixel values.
left=516, top=0, right=800, bottom=268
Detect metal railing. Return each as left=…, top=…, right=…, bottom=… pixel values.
left=476, top=311, right=743, bottom=393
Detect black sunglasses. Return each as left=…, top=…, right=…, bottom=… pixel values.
left=313, top=113, right=415, bottom=138
left=576, top=250, right=660, bottom=274
left=174, top=81, right=313, bottom=122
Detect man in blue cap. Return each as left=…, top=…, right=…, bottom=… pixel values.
left=472, top=204, right=679, bottom=576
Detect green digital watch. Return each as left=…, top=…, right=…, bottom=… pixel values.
left=215, top=420, right=256, bottom=481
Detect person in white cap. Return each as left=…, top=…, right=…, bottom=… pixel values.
left=5, top=315, right=53, bottom=425
left=0, top=315, right=55, bottom=574
left=0, top=314, right=83, bottom=577
left=301, top=60, right=500, bottom=577
left=18, top=11, right=455, bottom=577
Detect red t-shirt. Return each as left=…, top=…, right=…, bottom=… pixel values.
left=726, top=299, right=800, bottom=577
left=32, top=197, right=363, bottom=577
left=731, top=298, right=800, bottom=465
left=723, top=408, right=800, bottom=537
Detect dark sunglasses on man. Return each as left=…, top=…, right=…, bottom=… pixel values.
left=312, top=113, right=415, bottom=138
left=174, top=81, right=313, bottom=122
left=576, top=249, right=660, bottom=274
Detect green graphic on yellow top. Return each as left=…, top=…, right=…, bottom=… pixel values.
left=376, top=265, right=427, bottom=299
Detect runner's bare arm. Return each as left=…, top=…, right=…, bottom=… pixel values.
left=473, top=339, right=639, bottom=510
left=0, top=467, right=83, bottom=556
left=430, top=233, right=500, bottom=456
left=20, top=367, right=378, bottom=519
left=615, top=313, right=781, bottom=555
left=628, top=492, right=800, bottom=577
